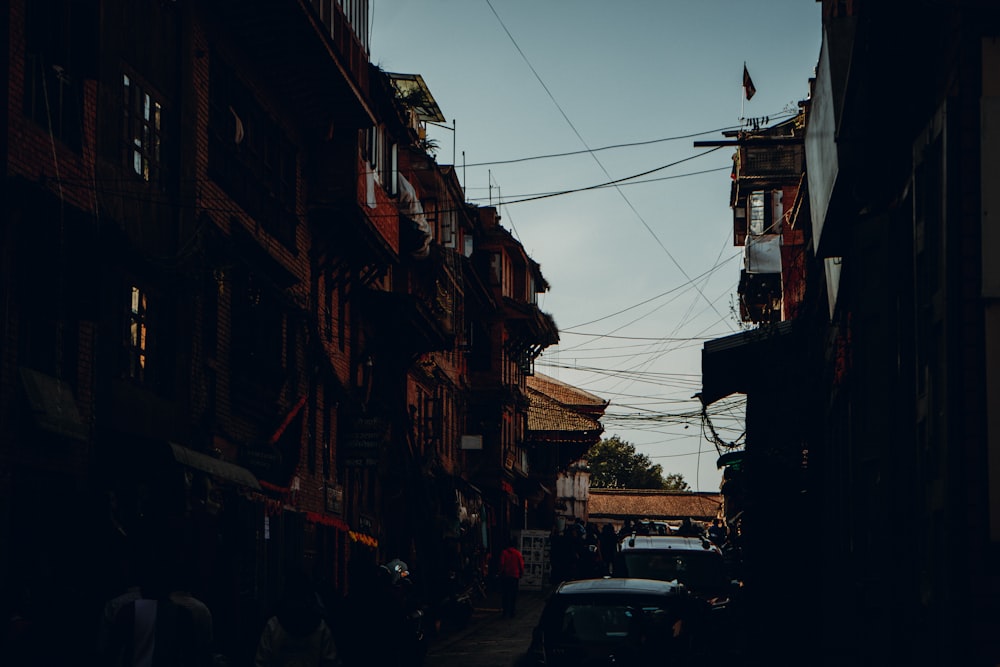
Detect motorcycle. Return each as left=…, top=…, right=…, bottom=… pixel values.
left=430, top=569, right=475, bottom=634
left=381, top=559, right=429, bottom=667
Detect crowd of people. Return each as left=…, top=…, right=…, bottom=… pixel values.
left=2, top=544, right=437, bottom=667
left=90, top=549, right=351, bottom=667
left=3, top=518, right=739, bottom=666
left=548, top=518, right=616, bottom=585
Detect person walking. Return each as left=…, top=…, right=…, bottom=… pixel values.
left=254, top=569, right=338, bottom=667
left=598, top=523, right=618, bottom=575
left=498, top=538, right=525, bottom=619
left=102, top=550, right=211, bottom=667
left=168, top=563, right=215, bottom=665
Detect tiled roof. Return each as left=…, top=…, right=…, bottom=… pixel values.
left=527, top=373, right=608, bottom=412
left=588, top=489, right=723, bottom=521
left=527, top=386, right=603, bottom=434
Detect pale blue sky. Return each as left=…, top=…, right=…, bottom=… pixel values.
left=371, top=1, right=822, bottom=491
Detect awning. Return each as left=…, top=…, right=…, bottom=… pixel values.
left=700, top=319, right=800, bottom=405
left=19, top=367, right=88, bottom=441
left=716, top=450, right=746, bottom=470
left=170, top=443, right=261, bottom=490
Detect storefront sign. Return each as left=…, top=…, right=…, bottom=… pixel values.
left=342, top=416, right=388, bottom=467
left=241, top=443, right=282, bottom=474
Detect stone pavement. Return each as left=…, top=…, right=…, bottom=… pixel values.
left=425, top=581, right=553, bottom=667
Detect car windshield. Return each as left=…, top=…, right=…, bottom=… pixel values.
left=620, top=551, right=729, bottom=591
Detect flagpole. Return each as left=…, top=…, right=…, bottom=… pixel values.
left=741, top=61, right=746, bottom=122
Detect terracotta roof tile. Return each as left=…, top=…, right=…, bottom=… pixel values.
left=527, top=387, right=602, bottom=433
left=588, top=489, right=723, bottom=522
left=527, top=373, right=608, bottom=412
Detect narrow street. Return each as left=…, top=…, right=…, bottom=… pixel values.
left=425, top=586, right=550, bottom=667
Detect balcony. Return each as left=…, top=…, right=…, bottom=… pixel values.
left=503, top=301, right=559, bottom=348
left=308, top=143, right=399, bottom=276
left=738, top=270, right=782, bottom=324
left=359, top=285, right=455, bottom=355
left=740, top=144, right=804, bottom=180
left=210, top=0, right=372, bottom=130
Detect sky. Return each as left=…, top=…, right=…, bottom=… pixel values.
left=370, top=1, right=822, bottom=492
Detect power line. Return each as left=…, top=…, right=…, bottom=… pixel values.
left=484, top=0, right=733, bottom=329
left=558, top=332, right=718, bottom=342
left=463, top=165, right=732, bottom=201
left=560, top=251, right=740, bottom=332
left=483, top=149, right=725, bottom=207
left=460, top=125, right=757, bottom=167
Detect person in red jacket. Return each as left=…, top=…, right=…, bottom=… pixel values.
left=498, top=538, right=525, bottom=618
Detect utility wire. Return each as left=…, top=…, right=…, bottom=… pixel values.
left=560, top=251, right=740, bottom=332
left=464, top=165, right=732, bottom=201
left=461, top=125, right=751, bottom=167
left=487, top=148, right=725, bottom=206
left=485, top=0, right=732, bottom=328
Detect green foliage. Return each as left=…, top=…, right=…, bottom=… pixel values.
left=586, top=435, right=690, bottom=491
left=662, top=472, right=690, bottom=492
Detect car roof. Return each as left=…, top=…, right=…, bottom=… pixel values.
left=553, top=577, right=684, bottom=596
left=618, top=534, right=720, bottom=553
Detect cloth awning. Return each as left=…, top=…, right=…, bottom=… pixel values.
left=19, top=367, right=88, bottom=441
left=170, top=443, right=261, bottom=490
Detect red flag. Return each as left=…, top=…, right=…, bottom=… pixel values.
left=743, top=64, right=756, bottom=101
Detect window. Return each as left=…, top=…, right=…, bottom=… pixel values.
left=123, top=74, right=163, bottom=183
left=748, top=191, right=765, bottom=235
left=489, top=253, right=502, bottom=286
left=23, top=0, right=93, bottom=150
left=747, top=189, right=783, bottom=236
left=118, top=280, right=175, bottom=394
left=365, top=125, right=395, bottom=191
left=439, top=204, right=456, bottom=248
left=208, top=56, right=299, bottom=250
left=127, top=285, right=149, bottom=382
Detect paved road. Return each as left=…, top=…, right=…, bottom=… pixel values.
left=424, top=584, right=551, bottom=667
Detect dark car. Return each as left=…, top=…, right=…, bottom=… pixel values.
left=611, top=534, right=739, bottom=609
left=610, top=534, right=744, bottom=661
left=523, top=577, right=702, bottom=667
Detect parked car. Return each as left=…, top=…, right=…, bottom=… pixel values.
left=523, top=577, right=702, bottom=666
left=612, top=535, right=738, bottom=603
left=610, top=534, right=744, bottom=658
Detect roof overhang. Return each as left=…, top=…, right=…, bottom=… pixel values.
left=700, top=320, right=800, bottom=405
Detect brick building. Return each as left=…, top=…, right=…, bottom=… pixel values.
left=699, top=2, right=1000, bottom=665
left=1, top=1, right=563, bottom=662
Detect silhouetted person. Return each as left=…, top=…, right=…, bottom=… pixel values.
left=255, top=569, right=337, bottom=667
left=676, top=517, right=701, bottom=537
left=169, top=561, right=214, bottom=664
left=103, top=547, right=210, bottom=667
left=599, top=524, right=618, bottom=573
left=708, top=519, right=727, bottom=546
left=549, top=528, right=572, bottom=585
left=498, top=539, right=525, bottom=618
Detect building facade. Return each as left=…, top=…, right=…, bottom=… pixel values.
left=701, top=2, right=1000, bottom=665
left=1, top=1, right=566, bottom=662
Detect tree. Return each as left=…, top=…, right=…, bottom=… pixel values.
left=586, top=435, right=690, bottom=491
left=662, top=472, right=690, bottom=492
